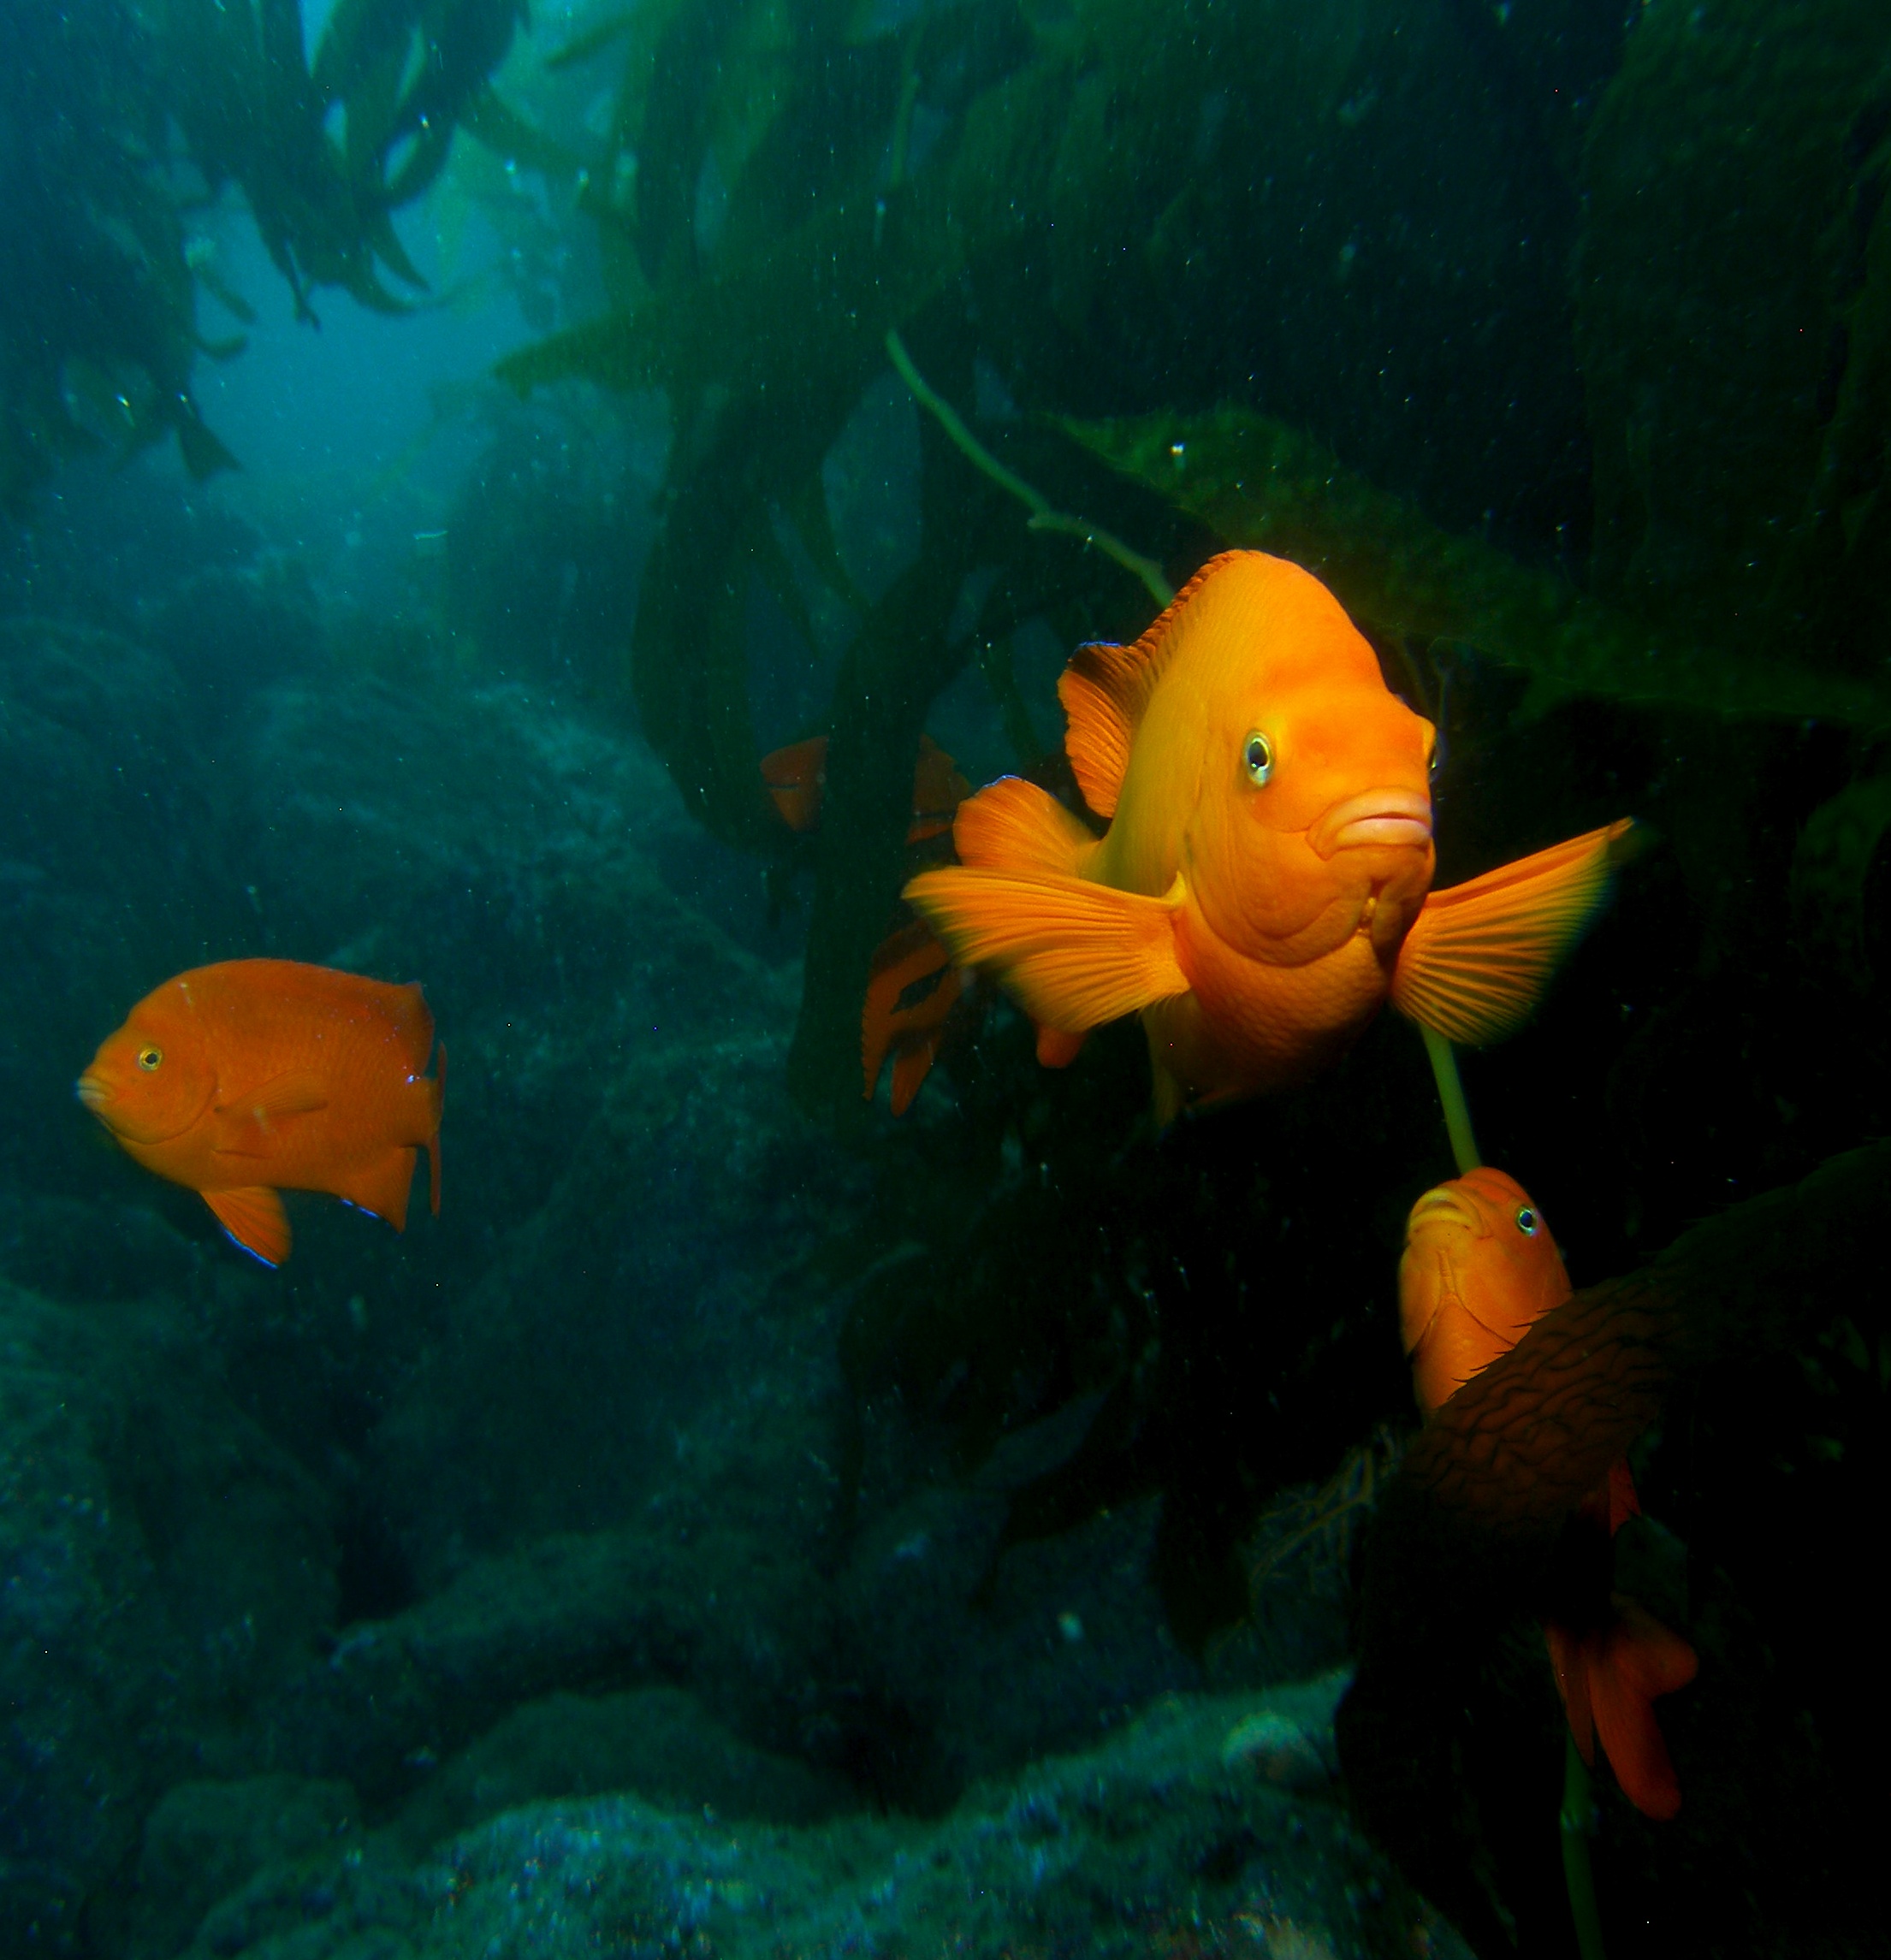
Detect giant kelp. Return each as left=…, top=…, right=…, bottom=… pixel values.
left=1066, top=409, right=1891, bottom=732
left=499, top=0, right=1608, bottom=1108
left=1577, top=0, right=1891, bottom=672
left=0, top=0, right=524, bottom=508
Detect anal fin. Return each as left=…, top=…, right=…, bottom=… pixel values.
left=203, top=1186, right=291, bottom=1267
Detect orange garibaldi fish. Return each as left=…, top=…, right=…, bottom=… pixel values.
left=1400, top=1167, right=1698, bottom=1821
left=77, top=958, right=445, bottom=1268
left=904, top=552, right=1633, bottom=1122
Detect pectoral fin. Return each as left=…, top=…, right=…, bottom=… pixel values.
left=214, top=1074, right=329, bottom=1156
left=904, top=867, right=1189, bottom=1034
left=1392, top=820, right=1636, bottom=1045
left=203, top=1187, right=291, bottom=1267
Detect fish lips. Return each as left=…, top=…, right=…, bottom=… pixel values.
left=1308, top=789, right=1433, bottom=860
left=75, top=1073, right=111, bottom=1112
left=1404, top=1186, right=1485, bottom=1242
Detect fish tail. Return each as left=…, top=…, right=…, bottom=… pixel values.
left=428, top=1040, right=446, bottom=1214
left=761, top=736, right=829, bottom=832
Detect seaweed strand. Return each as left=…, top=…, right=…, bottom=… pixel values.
left=884, top=332, right=1174, bottom=607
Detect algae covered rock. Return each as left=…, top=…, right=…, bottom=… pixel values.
left=166, top=1678, right=1467, bottom=1960
left=0, top=1280, right=337, bottom=1954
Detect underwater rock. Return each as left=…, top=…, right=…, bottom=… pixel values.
left=0, top=1279, right=337, bottom=1955
left=168, top=1679, right=1467, bottom=1960
left=145, top=561, right=326, bottom=728
left=386, top=1685, right=852, bottom=1855
left=127, top=1774, right=359, bottom=1960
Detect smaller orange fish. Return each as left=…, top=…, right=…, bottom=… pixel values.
left=764, top=731, right=976, bottom=1113
left=1400, top=1168, right=1698, bottom=1821
left=762, top=732, right=970, bottom=844
left=78, top=959, right=445, bottom=1268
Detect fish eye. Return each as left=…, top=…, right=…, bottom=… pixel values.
left=1242, top=730, right=1275, bottom=786
left=1515, top=1206, right=1539, bottom=1236
left=137, top=1045, right=163, bottom=1071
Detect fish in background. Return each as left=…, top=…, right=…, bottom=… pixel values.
left=762, top=731, right=969, bottom=844
left=77, top=959, right=445, bottom=1268
left=762, top=731, right=974, bottom=1112
left=904, top=551, right=1634, bottom=1122
left=1400, top=1166, right=1698, bottom=1820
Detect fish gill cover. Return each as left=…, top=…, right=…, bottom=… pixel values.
left=1, top=2, right=1889, bottom=1957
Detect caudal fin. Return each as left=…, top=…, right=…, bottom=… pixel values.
left=1392, top=819, right=1636, bottom=1045
left=1588, top=1597, right=1698, bottom=1821
left=862, top=922, right=960, bottom=1110
left=429, top=1043, right=445, bottom=1212
left=762, top=737, right=829, bottom=832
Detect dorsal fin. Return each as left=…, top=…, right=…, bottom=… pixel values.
left=1056, top=552, right=1243, bottom=819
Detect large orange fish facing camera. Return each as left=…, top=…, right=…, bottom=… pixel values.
left=904, top=551, right=1633, bottom=1121
left=77, top=959, right=445, bottom=1268
left=1399, top=1168, right=1698, bottom=1821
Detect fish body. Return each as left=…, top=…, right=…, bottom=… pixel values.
left=77, top=958, right=444, bottom=1267
left=904, top=552, right=1632, bottom=1120
left=1399, top=1168, right=1697, bottom=1820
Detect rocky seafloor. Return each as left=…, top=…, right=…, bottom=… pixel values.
left=0, top=565, right=1414, bottom=1958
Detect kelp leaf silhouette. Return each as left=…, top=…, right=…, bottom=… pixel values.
left=1065, top=410, right=1891, bottom=733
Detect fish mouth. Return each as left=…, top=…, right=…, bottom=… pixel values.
left=75, top=1074, right=111, bottom=1112
left=1309, top=789, right=1432, bottom=860
left=1405, top=1186, right=1479, bottom=1241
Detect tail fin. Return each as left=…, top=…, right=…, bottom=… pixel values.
left=762, top=737, right=828, bottom=832
left=427, top=1041, right=446, bottom=1215
left=862, top=922, right=960, bottom=1110
left=1550, top=1597, right=1697, bottom=1822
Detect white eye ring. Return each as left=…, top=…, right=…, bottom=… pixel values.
left=1242, top=730, right=1275, bottom=786
left=1515, top=1206, right=1539, bottom=1236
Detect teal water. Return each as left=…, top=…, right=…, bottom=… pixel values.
left=2, top=4, right=1887, bottom=1956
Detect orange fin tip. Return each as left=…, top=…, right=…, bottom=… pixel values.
left=903, top=867, right=1188, bottom=1033
left=1391, top=819, right=1636, bottom=1045
left=204, top=1186, right=291, bottom=1266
